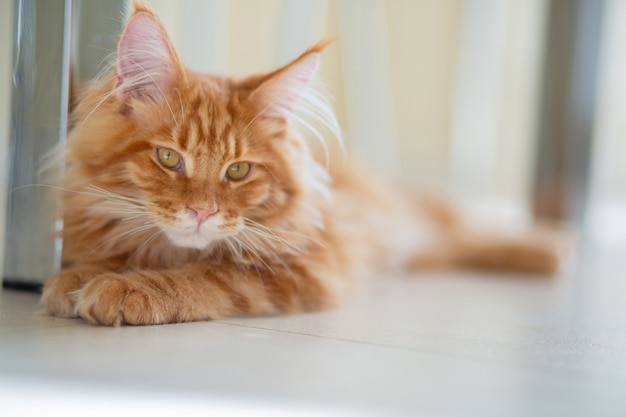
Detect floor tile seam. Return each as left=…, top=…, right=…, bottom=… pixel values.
left=214, top=321, right=626, bottom=386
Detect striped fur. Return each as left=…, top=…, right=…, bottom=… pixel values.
left=41, top=1, right=566, bottom=326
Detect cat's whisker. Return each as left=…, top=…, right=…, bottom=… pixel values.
left=84, top=204, right=150, bottom=222
left=73, top=51, right=120, bottom=127
left=236, top=231, right=298, bottom=286
left=79, top=88, right=118, bottom=128
left=10, top=184, right=150, bottom=219
left=277, top=229, right=325, bottom=248
left=241, top=244, right=275, bottom=275
left=242, top=221, right=302, bottom=253
left=99, top=223, right=156, bottom=245
left=238, top=234, right=266, bottom=257
left=260, top=164, right=281, bottom=183
left=85, top=185, right=152, bottom=206
left=228, top=238, right=257, bottom=277
left=243, top=217, right=325, bottom=250
left=129, top=228, right=164, bottom=262
left=68, top=206, right=143, bottom=214
left=74, top=206, right=151, bottom=223
left=10, top=183, right=95, bottom=197
left=89, top=222, right=157, bottom=255
left=236, top=238, right=268, bottom=274
left=88, top=204, right=144, bottom=215
left=221, top=238, right=250, bottom=276
left=224, top=230, right=276, bottom=275
left=89, top=204, right=149, bottom=215
left=236, top=73, right=343, bottom=169
left=299, top=84, right=343, bottom=145
left=290, top=112, right=330, bottom=168
left=120, top=213, right=151, bottom=222
left=238, top=100, right=275, bottom=140
left=242, top=219, right=281, bottom=240
left=223, top=237, right=243, bottom=258
left=17, top=183, right=152, bottom=212
left=238, top=90, right=319, bottom=142
left=91, top=204, right=147, bottom=216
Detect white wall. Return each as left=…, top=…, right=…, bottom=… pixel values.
left=147, top=0, right=548, bottom=218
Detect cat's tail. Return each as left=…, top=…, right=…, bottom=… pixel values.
left=413, top=226, right=574, bottom=275
left=410, top=193, right=573, bottom=275
left=457, top=228, right=573, bottom=274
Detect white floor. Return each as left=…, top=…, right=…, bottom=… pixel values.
left=2, top=248, right=626, bottom=416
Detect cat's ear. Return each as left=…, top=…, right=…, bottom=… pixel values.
left=248, top=42, right=329, bottom=121
left=116, top=2, right=184, bottom=103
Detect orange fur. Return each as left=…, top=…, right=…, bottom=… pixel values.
left=41, top=1, right=566, bottom=326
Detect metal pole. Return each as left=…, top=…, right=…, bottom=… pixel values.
left=3, top=0, right=72, bottom=289
left=533, top=0, right=605, bottom=227
left=3, top=0, right=126, bottom=289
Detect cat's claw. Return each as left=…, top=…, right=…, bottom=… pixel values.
left=41, top=271, right=84, bottom=318
left=75, top=273, right=168, bottom=326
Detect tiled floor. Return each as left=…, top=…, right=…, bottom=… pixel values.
left=2, top=247, right=626, bottom=416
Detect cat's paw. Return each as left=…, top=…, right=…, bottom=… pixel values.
left=74, top=273, right=170, bottom=326
left=41, top=270, right=86, bottom=318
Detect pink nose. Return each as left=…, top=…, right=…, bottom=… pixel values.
left=187, top=206, right=218, bottom=225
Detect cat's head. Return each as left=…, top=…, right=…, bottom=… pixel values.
left=66, top=1, right=337, bottom=252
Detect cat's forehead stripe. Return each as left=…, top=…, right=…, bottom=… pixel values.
left=197, top=97, right=211, bottom=144
left=174, top=107, right=240, bottom=164
left=183, top=120, right=200, bottom=150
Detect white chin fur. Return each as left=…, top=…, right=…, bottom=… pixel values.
left=162, top=213, right=235, bottom=249
left=166, top=232, right=214, bottom=249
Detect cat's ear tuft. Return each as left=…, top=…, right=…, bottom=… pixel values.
left=248, top=47, right=323, bottom=121
left=116, top=6, right=183, bottom=103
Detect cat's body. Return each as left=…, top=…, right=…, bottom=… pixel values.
left=42, top=1, right=562, bottom=326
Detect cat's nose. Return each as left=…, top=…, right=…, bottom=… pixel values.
left=187, top=205, right=218, bottom=225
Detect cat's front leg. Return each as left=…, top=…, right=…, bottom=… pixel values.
left=73, top=262, right=340, bottom=326
left=41, top=265, right=114, bottom=318
left=74, top=271, right=180, bottom=326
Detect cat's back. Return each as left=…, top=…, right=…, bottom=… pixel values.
left=326, top=156, right=443, bottom=274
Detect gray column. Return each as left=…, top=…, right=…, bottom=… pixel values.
left=3, top=0, right=125, bottom=289
left=533, top=0, right=605, bottom=227
left=3, top=0, right=72, bottom=288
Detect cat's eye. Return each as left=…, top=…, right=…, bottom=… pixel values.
left=226, top=162, right=251, bottom=181
left=156, top=148, right=182, bottom=169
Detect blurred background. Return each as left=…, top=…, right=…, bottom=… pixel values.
left=1, top=0, right=625, bottom=282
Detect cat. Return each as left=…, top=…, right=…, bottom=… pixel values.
left=41, top=0, right=564, bottom=326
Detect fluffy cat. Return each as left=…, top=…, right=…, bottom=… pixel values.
left=41, top=1, right=563, bottom=326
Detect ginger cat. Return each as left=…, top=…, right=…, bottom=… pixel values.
left=41, top=1, right=562, bottom=326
